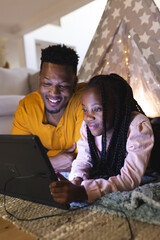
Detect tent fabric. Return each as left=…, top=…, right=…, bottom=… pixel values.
left=78, top=0, right=160, bottom=117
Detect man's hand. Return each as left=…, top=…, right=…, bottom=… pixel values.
left=49, top=172, right=88, bottom=204
left=49, top=143, right=77, bottom=172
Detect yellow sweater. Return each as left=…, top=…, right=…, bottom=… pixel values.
left=11, top=83, right=85, bottom=157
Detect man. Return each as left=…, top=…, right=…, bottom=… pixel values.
left=11, top=44, right=85, bottom=172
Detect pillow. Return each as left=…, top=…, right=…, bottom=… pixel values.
left=0, top=95, right=25, bottom=116
left=28, top=71, right=40, bottom=92
left=0, top=67, right=31, bottom=95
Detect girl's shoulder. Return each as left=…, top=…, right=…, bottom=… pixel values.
left=130, top=111, right=150, bottom=127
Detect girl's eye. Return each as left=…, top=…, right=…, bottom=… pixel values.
left=94, top=107, right=102, bottom=112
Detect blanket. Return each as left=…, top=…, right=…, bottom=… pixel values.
left=87, top=182, right=160, bottom=225
left=0, top=182, right=160, bottom=240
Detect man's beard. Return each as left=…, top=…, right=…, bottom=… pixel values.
left=45, top=107, right=60, bottom=114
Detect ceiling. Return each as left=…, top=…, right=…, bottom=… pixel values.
left=0, top=0, right=94, bottom=37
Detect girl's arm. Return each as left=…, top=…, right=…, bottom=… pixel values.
left=82, top=114, right=154, bottom=202
left=69, top=121, right=93, bottom=181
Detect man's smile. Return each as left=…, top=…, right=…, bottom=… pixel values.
left=46, top=96, right=62, bottom=106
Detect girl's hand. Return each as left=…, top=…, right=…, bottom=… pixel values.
left=49, top=172, right=88, bottom=204
left=71, top=177, right=83, bottom=186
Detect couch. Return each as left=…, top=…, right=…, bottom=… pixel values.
left=0, top=67, right=39, bottom=134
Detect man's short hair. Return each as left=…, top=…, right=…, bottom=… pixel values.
left=40, top=44, right=79, bottom=74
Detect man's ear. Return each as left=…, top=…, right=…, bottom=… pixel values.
left=38, top=73, right=41, bottom=81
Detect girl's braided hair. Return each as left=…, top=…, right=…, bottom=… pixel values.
left=85, top=74, right=145, bottom=179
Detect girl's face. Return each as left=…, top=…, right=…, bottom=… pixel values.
left=82, top=86, right=114, bottom=137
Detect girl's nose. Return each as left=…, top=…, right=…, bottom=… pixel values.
left=86, top=112, right=95, bottom=120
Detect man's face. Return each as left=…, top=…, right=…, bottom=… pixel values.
left=39, top=62, right=77, bottom=114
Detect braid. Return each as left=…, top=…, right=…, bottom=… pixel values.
left=100, top=82, right=107, bottom=163
left=85, top=74, right=145, bottom=179
left=86, top=82, right=107, bottom=178
left=87, top=125, right=99, bottom=166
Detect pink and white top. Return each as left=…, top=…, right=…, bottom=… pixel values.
left=69, top=112, right=154, bottom=202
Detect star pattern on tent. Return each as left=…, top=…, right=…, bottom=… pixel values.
left=139, top=12, right=151, bottom=25
left=79, top=0, right=160, bottom=117
left=139, top=32, right=150, bottom=44
left=96, top=45, right=105, bottom=56
left=150, top=21, right=159, bottom=34
left=112, top=8, right=120, bottom=19
left=133, top=1, right=143, bottom=14
left=129, top=28, right=136, bottom=37
left=84, top=62, right=91, bottom=72
left=123, top=16, right=130, bottom=23
left=123, top=0, right=132, bottom=8
left=91, top=48, right=95, bottom=56
left=102, top=18, right=108, bottom=29
left=92, top=62, right=98, bottom=71
left=92, top=32, right=99, bottom=42
left=101, top=28, right=110, bottom=39
left=150, top=2, right=157, bottom=13
left=142, top=47, right=153, bottom=59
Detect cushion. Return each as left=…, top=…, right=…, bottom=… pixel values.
left=28, top=71, right=40, bottom=92
left=0, top=68, right=30, bottom=95
left=0, top=95, right=25, bottom=116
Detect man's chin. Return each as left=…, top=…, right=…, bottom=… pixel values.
left=45, top=107, right=60, bottom=114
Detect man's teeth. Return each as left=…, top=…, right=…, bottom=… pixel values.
left=49, top=98, right=60, bottom=103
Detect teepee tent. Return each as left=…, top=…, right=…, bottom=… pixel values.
left=78, top=0, right=160, bottom=117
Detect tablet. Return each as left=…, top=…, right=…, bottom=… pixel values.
left=0, top=134, right=70, bottom=210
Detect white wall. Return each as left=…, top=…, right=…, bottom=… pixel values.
left=24, top=0, right=107, bottom=71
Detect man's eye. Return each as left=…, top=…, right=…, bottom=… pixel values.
left=59, top=85, right=70, bottom=89
left=43, top=82, right=51, bottom=86
left=82, top=108, right=87, bottom=113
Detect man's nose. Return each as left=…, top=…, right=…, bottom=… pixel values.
left=49, top=85, right=60, bottom=95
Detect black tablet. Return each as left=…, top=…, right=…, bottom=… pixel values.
left=0, top=134, right=70, bottom=210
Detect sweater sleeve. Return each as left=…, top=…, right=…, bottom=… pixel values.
left=69, top=121, right=92, bottom=181
left=81, top=114, right=154, bottom=203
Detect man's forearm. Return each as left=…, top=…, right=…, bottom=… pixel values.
left=49, top=154, right=73, bottom=172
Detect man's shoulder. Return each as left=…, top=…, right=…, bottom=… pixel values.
left=75, top=82, right=86, bottom=91
left=67, top=82, right=86, bottom=111
left=18, top=91, right=43, bottom=112
left=20, top=91, right=41, bottom=103
left=73, top=82, right=86, bottom=98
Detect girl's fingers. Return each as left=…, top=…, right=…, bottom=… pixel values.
left=49, top=180, right=67, bottom=189
left=51, top=192, right=70, bottom=204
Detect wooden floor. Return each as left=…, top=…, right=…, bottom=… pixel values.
left=0, top=217, right=36, bottom=240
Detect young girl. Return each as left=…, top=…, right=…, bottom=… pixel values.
left=49, top=74, right=154, bottom=204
